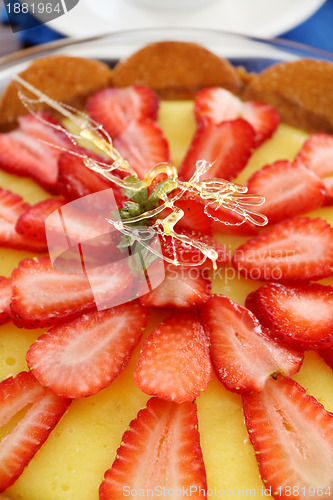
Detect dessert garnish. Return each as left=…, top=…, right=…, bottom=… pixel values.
left=13, top=75, right=267, bottom=271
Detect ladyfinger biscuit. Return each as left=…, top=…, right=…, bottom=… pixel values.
left=0, top=55, right=113, bottom=129
left=242, top=59, right=333, bottom=134
left=111, top=41, right=243, bottom=99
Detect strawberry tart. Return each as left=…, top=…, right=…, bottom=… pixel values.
left=0, top=40, right=332, bottom=500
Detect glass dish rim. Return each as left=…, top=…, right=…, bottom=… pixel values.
left=1, top=26, right=333, bottom=71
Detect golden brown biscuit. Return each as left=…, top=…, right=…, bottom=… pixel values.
left=0, top=55, right=113, bottom=130
left=242, top=59, right=333, bottom=134
left=1, top=43, right=333, bottom=136
left=111, top=41, right=243, bottom=99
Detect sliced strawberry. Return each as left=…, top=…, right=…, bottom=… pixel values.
left=0, top=187, right=28, bottom=242
left=99, top=397, right=207, bottom=498
left=17, top=197, right=116, bottom=260
left=246, top=283, right=333, bottom=351
left=319, top=346, right=333, bottom=372
left=296, top=135, right=333, bottom=203
left=178, top=118, right=255, bottom=182
left=0, top=277, right=12, bottom=326
left=10, top=257, right=133, bottom=328
left=241, top=101, right=280, bottom=146
left=114, top=120, right=170, bottom=178
left=18, top=113, right=69, bottom=144
left=200, top=295, right=302, bottom=394
left=324, top=176, right=333, bottom=206
left=195, top=87, right=243, bottom=123
left=15, top=198, right=65, bottom=245
left=0, top=113, right=72, bottom=193
left=174, top=191, right=212, bottom=234
left=0, top=371, right=44, bottom=425
left=26, top=301, right=149, bottom=398
left=0, top=371, right=70, bottom=491
left=0, top=187, right=47, bottom=252
left=243, top=375, right=333, bottom=499
left=195, top=87, right=279, bottom=146
left=87, top=86, right=159, bottom=138
left=139, top=264, right=211, bottom=309
left=134, top=311, right=211, bottom=403
left=246, top=160, right=325, bottom=224
left=233, top=217, right=333, bottom=281
left=57, top=149, right=125, bottom=206
left=160, top=227, right=230, bottom=269
left=297, top=134, right=333, bottom=176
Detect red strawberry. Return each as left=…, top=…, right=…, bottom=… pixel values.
left=296, top=134, right=333, bottom=204
left=0, top=371, right=70, bottom=491
left=0, top=113, right=72, bottom=192
left=10, top=257, right=133, bottom=328
left=319, top=346, right=333, bottom=372
left=0, top=187, right=47, bottom=252
left=243, top=375, right=333, bottom=499
left=26, top=301, right=149, bottom=398
left=233, top=217, right=333, bottom=281
left=194, top=87, right=279, bottom=146
left=246, top=283, right=333, bottom=350
left=0, top=371, right=45, bottom=424
left=174, top=192, right=212, bottom=234
left=15, top=198, right=65, bottom=245
left=114, top=120, right=170, bottom=178
left=200, top=295, right=302, bottom=394
left=134, top=311, right=211, bottom=403
left=99, top=397, right=207, bottom=499
left=87, top=86, right=159, bottom=138
left=324, top=176, right=333, bottom=206
left=195, top=87, right=243, bottom=123
left=165, top=189, right=258, bottom=236
left=57, top=149, right=125, bottom=206
left=19, top=196, right=117, bottom=261
left=160, top=227, right=230, bottom=269
left=178, top=118, right=255, bottom=182
left=139, top=264, right=211, bottom=309
left=246, top=160, right=325, bottom=224
left=0, top=277, right=12, bottom=326
left=241, top=101, right=280, bottom=146
left=162, top=190, right=258, bottom=236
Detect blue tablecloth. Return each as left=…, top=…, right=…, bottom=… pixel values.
left=1, top=0, right=333, bottom=53
left=281, top=0, right=333, bottom=53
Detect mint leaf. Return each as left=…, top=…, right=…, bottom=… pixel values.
left=123, top=176, right=149, bottom=205
left=120, top=201, right=142, bottom=219
left=128, top=240, right=160, bottom=277
left=148, top=179, right=178, bottom=206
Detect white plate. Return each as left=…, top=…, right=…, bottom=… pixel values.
left=46, top=0, right=325, bottom=38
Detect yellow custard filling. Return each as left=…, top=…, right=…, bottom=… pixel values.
left=1, top=101, right=333, bottom=500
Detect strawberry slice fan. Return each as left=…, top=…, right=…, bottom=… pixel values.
left=0, top=70, right=333, bottom=500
